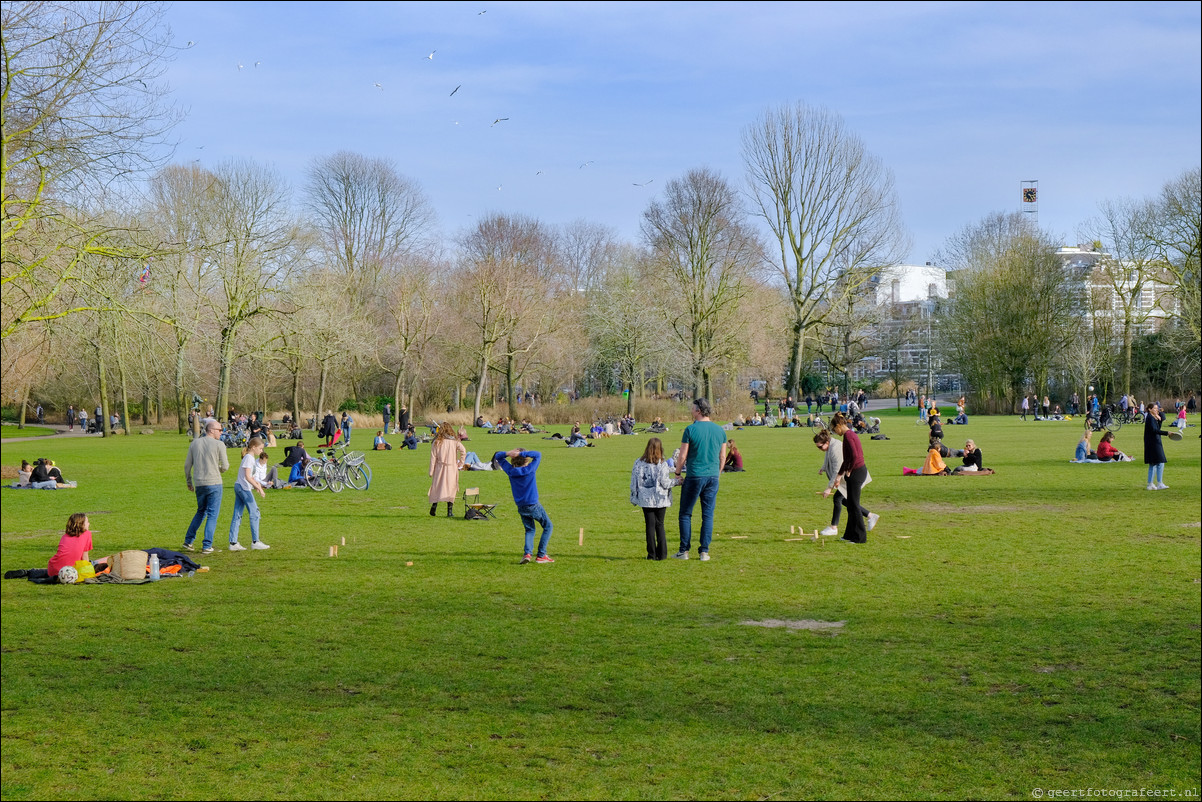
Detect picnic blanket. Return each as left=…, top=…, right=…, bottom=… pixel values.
left=1069, top=456, right=1133, bottom=464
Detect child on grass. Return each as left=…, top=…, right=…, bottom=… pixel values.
left=3, top=513, right=99, bottom=582
left=493, top=449, right=553, bottom=564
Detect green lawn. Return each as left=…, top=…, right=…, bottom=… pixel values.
left=2, top=410, right=1199, bottom=800
left=0, top=425, right=57, bottom=439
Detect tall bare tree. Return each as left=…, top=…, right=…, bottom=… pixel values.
left=642, top=168, right=761, bottom=399
left=1081, top=198, right=1162, bottom=395
left=1145, top=167, right=1201, bottom=376
left=742, top=102, right=908, bottom=398
left=1, top=0, right=181, bottom=339
left=585, top=248, right=671, bottom=415
left=456, top=214, right=560, bottom=420
left=204, top=159, right=305, bottom=420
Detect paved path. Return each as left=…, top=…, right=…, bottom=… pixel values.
left=1, top=424, right=102, bottom=444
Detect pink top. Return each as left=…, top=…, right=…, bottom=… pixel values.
left=48, top=530, right=93, bottom=578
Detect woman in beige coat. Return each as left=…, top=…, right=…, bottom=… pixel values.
left=429, top=422, right=466, bottom=516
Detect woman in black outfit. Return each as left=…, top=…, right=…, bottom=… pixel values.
left=833, top=413, right=873, bottom=544
left=1143, top=402, right=1169, bottom=490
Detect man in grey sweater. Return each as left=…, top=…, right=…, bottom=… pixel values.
left=184, top=420, right=230, bottom=554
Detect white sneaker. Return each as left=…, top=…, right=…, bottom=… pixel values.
left=251, top=541, right=271, bottom=550
left=820, top=526, right=839, bottom=537
left=1156, top=483, right=1169, bottom=490
left=866, top=513, right=880, bottom=532
left=228, top=542, right=247, bottom=551
left=1147, top=483, right=1157, bottom=491
left=671, top=551, right=689, bottom=560
left=699, top=552, right=710, bottom=561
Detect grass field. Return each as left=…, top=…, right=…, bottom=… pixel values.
left=2, top=409, right=1199, bottom=800
left=0, top=425, right=57, bottom=440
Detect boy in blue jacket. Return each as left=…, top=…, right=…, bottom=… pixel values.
left=493, top=448, right=554, bottom=564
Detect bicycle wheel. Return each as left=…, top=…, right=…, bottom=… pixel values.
left=326, top=463, right=344, bottom=493
left=305, top=461, right=328, bottom=491
left=347, top=464, right=370, bottom=490
left=1105, top=419, right=1122, bottom=434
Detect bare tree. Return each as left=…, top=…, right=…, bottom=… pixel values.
left=585, top=248, right=671, bottom=415
left=742, top=102, right=908, bottom=399
left=642, top=168, right=761, bottom=399
left=1, top=0, right=181, bottom=339
left=455, top=214, right=560, bottom=420
left=204, top=159, right=305, bottom=420
left=940, top=213, right=1083, bottom=407
left=1145, top=167, right=1201, bottom=375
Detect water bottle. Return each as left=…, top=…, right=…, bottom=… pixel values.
left=148, top=553, right=160, bottom=581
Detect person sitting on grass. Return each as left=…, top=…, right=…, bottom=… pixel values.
left=402, top=426, right=419, bottom=450
left=15, top=460, right=33, bottom=487
left=1096, top=430, right=1128, bottom=462
left=255, top=452, right=285, bottom=489
left=29, top=458, right=74, bottom=489
left=928, top=415, right=944, bottom=442
left=951, top=440, right=987, bottom=473
left=9, top=513, right=99, bottom=582
left=918, top=442, right=947, bottom=473
left=280, top=440, right=310, bottom=484
left=1075, top=430, right=1096, bottom=462
left=649, top=417, right=668, bottom=434
left=373, top=430, right=392, bottom=451
left=723, top=440, right=745, bottom=472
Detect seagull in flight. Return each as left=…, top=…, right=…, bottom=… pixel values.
left=633, top=179, right=654, bottom=187
left=579, top=160, right=594, bottom=169
left=426, top=50, right=436, bottom=60
left=237, top=63, right=244, bottom=70
left=450, top=84, right=461, bottom=97
left=478, top=9, right=487, bottom=14
left=535, top=170, right=544, bottom=176
left=491, top=117, right=509, bottom=126
left=186, top=40, right=195, bottom=47
left=374, top=82, right=383, bottom=90
left=254, top=61, right=261, bottom=68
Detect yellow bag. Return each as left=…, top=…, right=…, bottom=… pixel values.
left=73, top=560, right=97, bottom=582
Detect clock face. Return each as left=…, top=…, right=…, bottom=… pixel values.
left=1023, top=187, right=1038, bottom=203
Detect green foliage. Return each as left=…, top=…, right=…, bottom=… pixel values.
left=1, top=412, right=1199, bottom=798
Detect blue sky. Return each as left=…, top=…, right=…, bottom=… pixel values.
left=160, top=0, right=1201, bottom=263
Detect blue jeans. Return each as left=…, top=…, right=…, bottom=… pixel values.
left=185, top=484, right=223, bottom=550
left=1147, top=463, right=1165, bottom=484
left=517, top=502, right=553, bottom=557
left=678, top=475, right=719, bottom=554
left=230, top=485, right=261, bottom=544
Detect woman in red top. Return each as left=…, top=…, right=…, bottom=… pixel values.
left=1096, top=431, right=1126, bottom=462
left=833, top=413, right=872, bottom=544
left=47, top=513, right=93, bottom=580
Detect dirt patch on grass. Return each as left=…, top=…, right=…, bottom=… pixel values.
left=741, top=619, right=845, bottom=632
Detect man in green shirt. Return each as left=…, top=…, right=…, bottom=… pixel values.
left=673, top=398, right=727, bottom=561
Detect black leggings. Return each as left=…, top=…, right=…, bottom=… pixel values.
left=831, top=493, right=870, bottom=526
left=642, top=507, right=668, bottom=560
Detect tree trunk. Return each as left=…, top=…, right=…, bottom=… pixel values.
left=315, top=361, right=329, bottom=430
left=473, top=354, right=490, bottom=421
left=96, top=343, right=110, bottom=438
left=393, top=370, right=404, bottom=432
left=785, top=318, right=805, bottom=399
left=1122, top=320, right=1133, bottom=397
left=156, top=385, right=163, bottom=424
left=174, top=345, right=187, bottom=434
left=626, top=383, right=635, bottom=416
left=18, top=383, right=29, bottom=429
left=217, top=326, right=236, bottom=423
left=506, top=348, right=518, bottom=419
left=116, top=337, right=130, bottom=435
left=291, top=367, right=302, bottom=426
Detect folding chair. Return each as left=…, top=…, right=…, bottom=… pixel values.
left=462, top=487, right=498, bottom=520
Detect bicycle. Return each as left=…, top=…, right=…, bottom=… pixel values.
left=307, top=444, right=371, bottom=492
left=1085, top=406, right=1121, bottom=434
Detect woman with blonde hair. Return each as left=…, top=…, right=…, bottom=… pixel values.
left=429, top=421, right=466, bottom=516
left=630, top=437, right=676, bottom=560
left=230, top=437, right=269, bottom=551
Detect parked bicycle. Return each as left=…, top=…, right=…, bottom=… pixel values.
left=304, top=445, right=371, bottom=492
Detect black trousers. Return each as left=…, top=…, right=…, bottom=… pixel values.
left=642, top=507, right=668, bottom=560
left=842, top=466, right=868, bottom=544
left=831, top=493, right=870, bottom=526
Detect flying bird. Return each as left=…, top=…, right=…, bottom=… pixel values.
left=450, top=84, right=461, bottom=97
left=374, top=82, right=383, bottom=90
left=579, top=160, right=594, bottom=169
left=237, top=63, right=244, bottom=70
left=478, top=9, right=487, bottom=14
left=426, top=50, right=436, bottom=60
left=186, top=40, right=195, bottom=47
left=535, top=170, right=544, bottom=176
left=254, top=61, right=261, bottom=68
left=633, top=179, right=654, bottom=187
left=491, top=117, right=509, bottom=126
